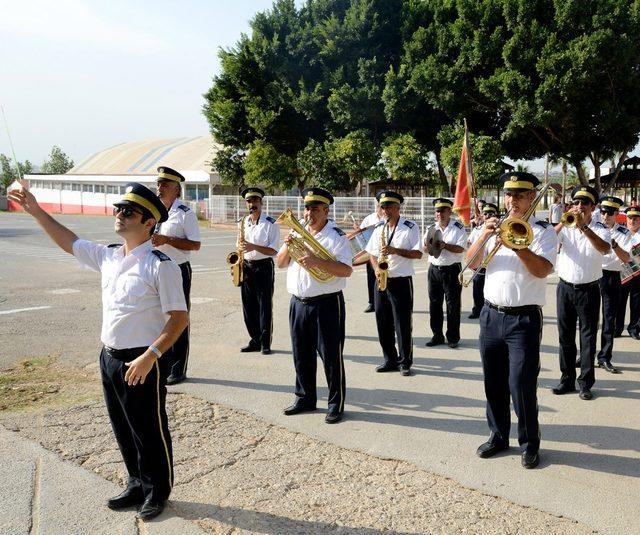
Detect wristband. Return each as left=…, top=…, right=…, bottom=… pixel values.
left=148, top=345, right=162, bottom=359
left=612, top=241, right=619, bottom=250
left=580, top=225, right=588, bottom=232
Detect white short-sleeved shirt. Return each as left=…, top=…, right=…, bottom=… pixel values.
left=360, top=212, right=382, bottom=229
left=631, top=231, right=640, bottom=247
left=483, top=217, right=558, bottom=307
left=282, top=220, right=352, bottom=298
left=557, top=219, right=611, bottom=284
left=602, top=223, right=633, bottom=272
left=155, top=198, right=200, bottom=264
left=73, top=239, right=187, bottom=349
left=549, top=203, right=564, bottom=224
left=426, top=219, right=468, bottom=266
left=468, top=224, right=484, bottom=246
left=241, top=212, right=280, bottom=260
left=366, top=217, right=422, bottom=278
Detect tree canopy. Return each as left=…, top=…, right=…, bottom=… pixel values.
left=40, top=146, right=74, bottom=175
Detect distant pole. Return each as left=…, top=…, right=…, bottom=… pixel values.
left=1, top=105, right=23, bottom=181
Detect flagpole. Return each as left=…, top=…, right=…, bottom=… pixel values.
left=463, top=118, right=478, bottom=221
left=1, top=106, right=23, bottom=181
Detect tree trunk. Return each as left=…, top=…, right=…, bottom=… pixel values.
left=434, top=151, right=449, bottom=194
left=591, top=152, right=602, bottom=194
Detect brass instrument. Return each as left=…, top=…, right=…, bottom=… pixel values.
left=276, top=209, right=336, bottom=283
left=226, top=210, right=252, bottom=287
left=377, top=221, right=389, bottom=291
left=560, top=211, right=577, bottom=228
left=459, top=183, right=551, bottom=287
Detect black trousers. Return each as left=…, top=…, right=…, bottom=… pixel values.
left=366, top=261, right=376, bottom=306
left=374, top=276, right=414, bottom=368
left=167, top=261, right=191, bottom=377
left=471, top=268, right=486, bottom=316
left=289, top=292, right=346, bottom=413
left=616, top=276, right=640, bottom=337
left=100, top=347, right=173, bottom=502
left=480, top=304, right=542, bottom=454
left=598, top=270, right=621, bottom=363
left=557, top=279, right=600, bottom=390
left=241, top=258, right=275, bottom=349
left=428, top=263, right=462, bottom=343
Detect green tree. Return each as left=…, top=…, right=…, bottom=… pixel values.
left=381, top=133, right=434, bottom=187
left=211, top=147, right=246, bottom=191
left=0, top=154, right=33, bottom=193
left=244, top=140, right=298, bottom=192
left=330, top=129, right=381, bottom=193
left=40, top=146, right=74, bottom=174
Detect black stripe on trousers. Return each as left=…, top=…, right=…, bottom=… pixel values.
left=100, top=347, right=173, bottom=501
left=289, top=292, right=346, bottom=412
left=167, top=261, right=191, bottom=377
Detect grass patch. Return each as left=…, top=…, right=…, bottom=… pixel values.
left=0, top=357, right=100, bottom=412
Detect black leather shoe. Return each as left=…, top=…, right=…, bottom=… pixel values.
left=552, top=384, right=576, bottom=395
left=261, top=348, right=271, bottom=355
left=448, top=341, right=459, bottom=349
left=579, top=389, right=593, bottom=400
left=240, top=342, right=261, bottom=352
left=166, top=374, right=186, bottom=386
left=136, top=498, right=166, bottom=521
left=283, top=402, right=316, bottom=415
left=521, top=451, right=539, bottom=469
left=476, top=441, right=509, bottom=458
left=364, top=304, right=375, bottom=313
left=325, top=410, right=343, bottom=424
left=468, top=313, right=479, bottom=319
left=107, top=487, right=144, bottom=510
left=425, top=337, right=445, bottom=347
left=575, top=358, right=581, bottom=368
left=628, top=330, right=640, bottom=340
left=376, top=364, right=400, bottom=373
left=400, top=367, right=412, bottom=376
left=599, top=361, right=620, bottom=374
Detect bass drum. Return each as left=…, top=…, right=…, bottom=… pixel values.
left=621, top=242, right=640, bottom=285
left=346, top=226, right=375, bottom=266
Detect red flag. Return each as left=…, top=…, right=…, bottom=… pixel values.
left=453, top=129, right=473, bottom=226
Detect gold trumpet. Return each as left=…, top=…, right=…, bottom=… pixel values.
left=276, top=209, right=336, bottom=283
left=561, top=211, right=577, bottom=228
left=377, top=221, right=389, bottom=291
left=459, top=183, right=550, bottom=287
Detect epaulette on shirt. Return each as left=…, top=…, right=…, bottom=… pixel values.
left=333, top=227, right=346, bottom=236
left=177, top=204, right=190, bottom=212
left=535, top=220, right=551, bottom=228
left=374, top=220, right=385, bottom=228
left=595, top=221, right=606, bottom=228
left=151, top=250, right=171, bottom=262
left=265, top=216, right=276, bottom=224
left=107, top=243, right=121, bottom=248
left=403, top=220, right=415, bottom=228
left=454, top=221, right=464, bottom=229
left=616, top=225, right=629, bottom=234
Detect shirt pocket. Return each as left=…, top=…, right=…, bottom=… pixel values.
left=113, top=274, right=149, bottom=307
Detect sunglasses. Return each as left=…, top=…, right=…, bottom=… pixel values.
left=600, top=209, right=615, bottom=215
left=113, top=206, right=143, bottom=218
left=572, top=199, right=592, bottom=206
left=484, top=212, right=497, bottom=217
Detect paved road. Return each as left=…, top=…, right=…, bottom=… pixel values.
left=1, top=211, right=639, bottom=534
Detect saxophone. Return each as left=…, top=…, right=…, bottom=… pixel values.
left=275, top=209, right=336, bottom=283
left=376, top=221, right=389, bottom=291
left=226, top=212, right=250, bottom=287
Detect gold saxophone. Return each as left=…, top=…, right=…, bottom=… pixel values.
left=226, top=213, right=249, bottom=287
left=377, top=221, right=389, bottom=291
left=275, top=209, right=336, bottom=283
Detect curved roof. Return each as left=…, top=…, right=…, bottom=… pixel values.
left=70, top=136, right=220, bottom=175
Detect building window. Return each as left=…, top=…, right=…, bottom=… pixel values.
left=82, top=184, right=93, bottom=192
left=72, top=183, right=82, bottom=191
left=107, top=185, right=118, bottom=194
left=62, top=182, right=73, bottom=191
left=94, top=185, right=105, bottom=193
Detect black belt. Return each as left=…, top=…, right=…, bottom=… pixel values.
left=485, top=301, right=540, bottom=315
left=245, top=258, right=274, bottom=265
left=294, top=291, right=341, bottom=305
left=602, top=269, right=621, bottom=275
left=559, top=278, right=599, bottom=289
left=431, top=263, right=461, bottom=271
left=103, top=346, right=147, bottom=362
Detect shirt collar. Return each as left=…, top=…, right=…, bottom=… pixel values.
left=169, top=198, right=182, bottom=212
left=128, top=239, right=152, bottom=259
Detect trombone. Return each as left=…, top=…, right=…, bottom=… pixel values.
left=458, top=183, right=551, bottom=287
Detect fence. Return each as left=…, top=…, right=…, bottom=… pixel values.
left=205, top=195, right=443, bottom=234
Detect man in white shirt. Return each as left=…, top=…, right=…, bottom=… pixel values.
left=360, top=203, right=384, bottom=313
left=553, top=185, right=611, bottom=400
left=616, top=205, right=640, bottom=339
left=152, top=166, right=201, bottom=385
left=466, top=172, right=557, bottom=469
left=235, top=187, right=279, bottom=354
left=467, top=202, right=498, bottom=319
left=276, top=187, right=353, bottom=424
left=597, top=196, right=633, bottom=372
left=549, top=194, right=565, bottom=225
left=365, top=191, right=423, bottom=375
left=425, top=198, right=468, bottom=348
left=8, top=182, right=188, bottom=520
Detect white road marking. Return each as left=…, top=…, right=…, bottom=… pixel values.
left=0, top=305, right=52, bottom=315
left=48, top=288, right=81, bottom=295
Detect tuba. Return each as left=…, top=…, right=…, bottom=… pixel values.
left=376, top=221, right=389, bottom=291
left=560, top=211, right=577, bottom=228
left=226, top=211, right=252, bottom=287
left=276, top=209, right=336, bottom=283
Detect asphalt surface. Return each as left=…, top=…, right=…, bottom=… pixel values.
left=1, top=211, right=639, bottom=534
